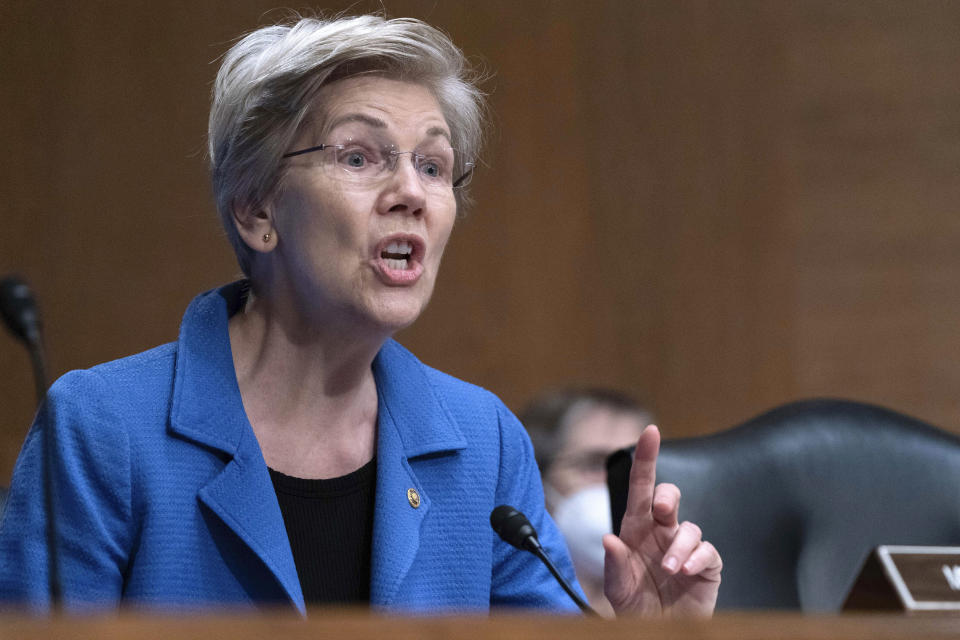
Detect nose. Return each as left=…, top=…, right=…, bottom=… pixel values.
left=379, top=152, right=426, bottom=215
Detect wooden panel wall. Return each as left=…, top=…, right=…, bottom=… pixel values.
left=1, top=1, right=958, bottom=480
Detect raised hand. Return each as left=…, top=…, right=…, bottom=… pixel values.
left=602, top=425, right=722, bottom=617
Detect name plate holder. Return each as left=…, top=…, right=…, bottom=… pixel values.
left=843, top=546, right=960, bottom=614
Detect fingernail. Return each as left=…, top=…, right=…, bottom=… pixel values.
left=682, top=560, right=694, bottom=573
left=664, top=556, right=678, bottom=572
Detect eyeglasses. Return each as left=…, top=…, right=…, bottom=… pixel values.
left=282, top=137, right=474, bottom=189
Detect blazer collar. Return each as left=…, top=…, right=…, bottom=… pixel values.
left=168, top=282, right=468, bottom=459
left=372, top=339, right=467, bottom=459
left=167, top=283, right=250, bottom=453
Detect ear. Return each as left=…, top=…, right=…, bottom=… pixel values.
left=232, top=199, right=277, bottom=253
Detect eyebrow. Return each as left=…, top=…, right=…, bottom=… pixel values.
left=325, top=113, right=386, bottom=132
left=425, top=126, right=452, bottom=143
left=325, top=113, right=452, bottom=143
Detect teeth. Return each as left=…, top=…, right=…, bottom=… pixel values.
left=386, top=241, right=412, bottom=255
left=385, top=258, right=409, bottom=270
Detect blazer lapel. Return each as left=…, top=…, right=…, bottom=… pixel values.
left=196, top=433, right=305, bottom=614
left=369, top=405, right=432, bottom=607
left=168, top=284, right=305, bottom=614
left=369, top=341, right=467, bottom=607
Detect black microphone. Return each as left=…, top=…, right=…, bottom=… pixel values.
left=491, top=505, right=597, bottom=616
left=0, top=274, right=61, bottom=609
left=0, top=275, right=41, bottom=347
left=0, top=275, right=49, bottom=420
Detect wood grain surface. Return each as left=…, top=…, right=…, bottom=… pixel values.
left=1, top=1, right=959, bottom=480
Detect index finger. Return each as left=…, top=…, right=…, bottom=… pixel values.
left=623, top=424, right=660, bottom=518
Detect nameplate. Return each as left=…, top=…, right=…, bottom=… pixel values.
left=844, top=546, right=960, bottom=613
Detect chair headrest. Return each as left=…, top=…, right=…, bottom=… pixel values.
left=606, top=398, right=960, bottom=611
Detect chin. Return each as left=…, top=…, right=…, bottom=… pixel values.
left=367, top=295, right=430, bottom=335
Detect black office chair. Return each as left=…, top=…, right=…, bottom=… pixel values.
left=606, top=398, right=960, bottom=612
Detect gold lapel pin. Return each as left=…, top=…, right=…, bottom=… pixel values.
left=407, top=488, right=421, bottom=509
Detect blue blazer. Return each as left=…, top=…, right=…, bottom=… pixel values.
left=0, top=283, right=581, bottom=615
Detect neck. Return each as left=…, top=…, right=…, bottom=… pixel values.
left=228, top=286, right=385, bottom=478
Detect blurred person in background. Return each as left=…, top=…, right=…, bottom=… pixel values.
left=522, top=388, right=653, bottom=616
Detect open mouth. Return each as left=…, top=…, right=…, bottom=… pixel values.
left=381, top=240, right=414, bottom=271
left=373, top=234, right=425, bottom=285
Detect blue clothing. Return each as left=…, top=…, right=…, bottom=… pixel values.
left=0, top=283, right=582, bottom=614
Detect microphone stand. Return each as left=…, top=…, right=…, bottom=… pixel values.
left=491, top=505, right=598, bottom=616
left=31, top=331, right=61, bottom=610
left=527, top=538, right=597, bottom=615
left=1, top=276, right=61, bottom=610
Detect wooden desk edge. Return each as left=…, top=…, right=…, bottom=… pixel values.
left=0, top=610, right=958, bottom=639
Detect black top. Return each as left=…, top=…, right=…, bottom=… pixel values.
left=268, top=458, right=377, bottom=605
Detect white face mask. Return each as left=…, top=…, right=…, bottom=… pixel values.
left=550, top=484, right=612, bottom=582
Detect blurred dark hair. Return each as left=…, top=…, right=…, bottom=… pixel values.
left=519, top=388, right=652, bottom=474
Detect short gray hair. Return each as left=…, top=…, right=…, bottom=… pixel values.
left=208, top=14, right=487, bottom=276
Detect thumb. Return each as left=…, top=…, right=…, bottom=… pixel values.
left=602, top=533, right=633, bottom=606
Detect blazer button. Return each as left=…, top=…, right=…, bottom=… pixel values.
left=407, top=488, right=421, bottom=509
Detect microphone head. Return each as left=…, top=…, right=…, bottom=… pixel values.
left=490, top=505, right=541, bottom=552
left=0, top=275, right=41, bottom=345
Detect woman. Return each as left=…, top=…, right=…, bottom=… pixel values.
left=0, top=15, right=720, bottom=615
